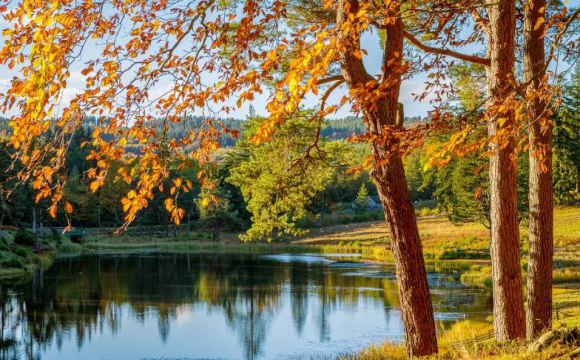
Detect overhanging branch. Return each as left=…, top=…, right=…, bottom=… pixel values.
left=403, top=31, right=491, bottom=66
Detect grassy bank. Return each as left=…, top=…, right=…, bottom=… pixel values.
left=2, top=207, right=579, bottom=287
left=0, top=230, right=82, bottom=280
left=339, top=287, right=580, bottom=359
left=297, top=206, right=580, bottom=285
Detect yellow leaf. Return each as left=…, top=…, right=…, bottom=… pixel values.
left=65, top=201, right=73, bottom=214
left=534, top=17, right=544, bottom=31
left=89, top=181, right=99, bottom=193
left=288, top=77, right=298, bottom=94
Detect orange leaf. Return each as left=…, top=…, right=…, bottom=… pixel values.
left=49, top=206, right=57, bottom=218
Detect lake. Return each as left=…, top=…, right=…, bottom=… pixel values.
left=0, top=253, right=491, bottom=360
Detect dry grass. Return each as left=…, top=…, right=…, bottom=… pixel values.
left=297, top=207, right=580, bottom=262
left=334, top=340, right=579, bottom=360
left=296, top=216, right=489, bottom=247
left=336, top=287, right=580, bottom=360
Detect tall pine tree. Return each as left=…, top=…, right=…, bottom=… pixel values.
left=554, top=64, right=580, bottom=204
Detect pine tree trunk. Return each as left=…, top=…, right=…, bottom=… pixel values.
left=524, top=0, right=553, bottom=339
left=372, top=159, right=437, bottom=356
left=337, top=1, right=437, bottom=356
left=486, top=0, right=526, bottom=341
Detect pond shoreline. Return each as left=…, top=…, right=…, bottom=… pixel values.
left=2, top=205, right=579, bottom=287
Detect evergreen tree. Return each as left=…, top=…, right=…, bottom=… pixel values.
left=554, top=64, right=580, bottom=204
left=196, top=184, right=241, bottom=241
left=228, top=113, right=351, bottom=241
left=354, top=183, right=370, bottom=214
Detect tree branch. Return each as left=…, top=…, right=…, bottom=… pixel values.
left=317, top=75, right=345, bottom=85
left=320, top=78, right=345, bottom=111
left=403, top=31, right=491, bottom=66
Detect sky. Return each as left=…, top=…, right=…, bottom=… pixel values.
left=1, top=1, right=579, bottom=121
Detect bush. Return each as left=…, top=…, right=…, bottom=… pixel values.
left=0, top=256, right=26, bottom=269
left=51, top=229, right=63, bottom=246
left=13, top=228, right=35, bottom=247
left=13, top=247, right=35, bottom=261
left=0, top=236, right=8, bottom=246
left=0, top=243, right=9, bottom=252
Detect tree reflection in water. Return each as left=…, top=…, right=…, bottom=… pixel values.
left=0, top=253, right=491, bottom=360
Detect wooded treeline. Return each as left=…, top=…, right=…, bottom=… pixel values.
left=1, top=71, right=579, bottom=232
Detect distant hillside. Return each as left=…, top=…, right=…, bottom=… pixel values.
left=0, top=114, right=424, bottom=145
left=0, top=117, right=9, bottom=136
left=322, top=115, right=423, bottom=140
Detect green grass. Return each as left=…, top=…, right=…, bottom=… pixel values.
left=0, top=231, right=81, bottom=279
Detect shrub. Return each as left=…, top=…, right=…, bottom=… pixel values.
left=13, top=247, right=35, bottom=261
left=460, top=265, right=493, bottom=288
left=51, top=229, right=63, bottom=246
left=0, top=256, right=26, bottom=269
left=13, top=228, right=35, bottom=247
left=0, top=236, right=8, bottom=246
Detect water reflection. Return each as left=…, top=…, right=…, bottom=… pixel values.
left=0, top=253, right=491, bottom=360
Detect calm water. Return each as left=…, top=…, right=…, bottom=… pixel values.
left=0, top=253, right=491, bottom=360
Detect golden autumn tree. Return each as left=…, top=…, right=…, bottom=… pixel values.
left=524, top=2, right=580, bottom=339
left=419, top=0, right=580, bottom=341
left=2, top=0, right=579, bottom=356
left=524, top=0, right=553, bottom=339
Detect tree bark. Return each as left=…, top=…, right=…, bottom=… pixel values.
left=485, top=0, right=526, bottom=341
left=337, top=1, right=437, bottom=356
left=524, top=0, right=553, bottom=339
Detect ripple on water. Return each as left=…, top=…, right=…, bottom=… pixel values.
left=260, top=254, right=334, bottom=264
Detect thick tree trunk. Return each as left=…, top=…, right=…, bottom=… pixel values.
left=524, top=0, right=553, bottom=339
left=485, top=0, right=526, bottom=341
left=337, top=1, right=437, bottom=356
left=372, top=159, right=437, bottom=356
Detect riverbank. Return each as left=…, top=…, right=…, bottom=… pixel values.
left=2, top=207, right=578, bottom=284
left=340, top=287, right=580, bottom=359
